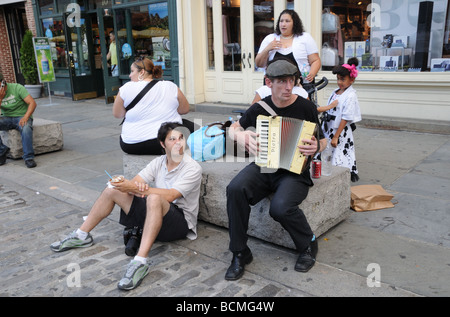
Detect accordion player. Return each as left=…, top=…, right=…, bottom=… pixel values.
left=256, top=115, right=318, bottom=174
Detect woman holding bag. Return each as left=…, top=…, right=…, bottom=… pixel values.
left=113, top=57, right=193, bottom=155
left=255, top=9, right=321, bottom=87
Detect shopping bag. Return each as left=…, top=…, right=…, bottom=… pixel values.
left=322, top=9, right=339, bottom=33
left=187, top=122, right=228, bottom=162
left=350, top=185, right=395, bottom=212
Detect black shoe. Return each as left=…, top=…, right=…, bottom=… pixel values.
left=224, top=247, right=253, bottom=281
left=25, top=159, right=37, bottom=168
left=351, top=172, right=359, bottom=182
left=0, top=147, right=10, bottom=166
left=295, top=239, right=318, bottom=273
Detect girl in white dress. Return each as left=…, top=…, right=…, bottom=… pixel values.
left=317, top=57, right=362, bottom=182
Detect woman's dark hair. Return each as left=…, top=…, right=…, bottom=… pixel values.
left=157, top=122, right=187, bottom=144
left=134, top=57, right=163, bottom=79
left=332, top=57, right=359, bottom=77
left=275, top=9, right=305, bottom=36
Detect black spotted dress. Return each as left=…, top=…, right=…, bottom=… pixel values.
left=321, top=85, right=361, bottom=178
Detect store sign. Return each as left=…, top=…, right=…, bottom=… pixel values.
left=33, top=37, right=56, bottom=83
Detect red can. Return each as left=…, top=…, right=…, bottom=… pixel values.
left=312, top=160, right=321, bottom=178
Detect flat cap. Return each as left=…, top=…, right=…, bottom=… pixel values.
left=266, top=60, right=299, bottom=78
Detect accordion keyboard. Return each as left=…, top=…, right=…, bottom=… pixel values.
left=256, top=117, right=270, bottom=164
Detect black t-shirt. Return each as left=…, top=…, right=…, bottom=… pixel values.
left=240, top=95, right=325, bottom=141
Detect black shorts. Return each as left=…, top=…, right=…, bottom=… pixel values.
left=119, top=196, right=189, bottom=242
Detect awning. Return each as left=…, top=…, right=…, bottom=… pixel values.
left=0, top=0, right=25, bottom=5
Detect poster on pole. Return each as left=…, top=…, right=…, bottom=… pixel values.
left=33, top=37, right=56, bottom=83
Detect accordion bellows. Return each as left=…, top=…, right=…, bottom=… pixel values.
left=256, top=115, right=317, bottom=174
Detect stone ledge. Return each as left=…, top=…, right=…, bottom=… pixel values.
left=0, top=118, right=64, bottom=159
left=123, top=153, right=351, bottom=250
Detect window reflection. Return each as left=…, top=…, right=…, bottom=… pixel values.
left=206, top=0, right=214, bottom=69
left=115, top=3, right=171, bottom=76
left=222, top=0, right=241, bottom=71
left=322, top=0, right=450, bottom=72
left=67, top=18, right=92, bottom=76
left=254, top=0, right=274, bottom=72
left=42, top=18, right=68, bottom=74
left=38, top=0, right=54, bottom=16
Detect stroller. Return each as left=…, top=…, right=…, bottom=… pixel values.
left=304, top=76, right=329, bottom=107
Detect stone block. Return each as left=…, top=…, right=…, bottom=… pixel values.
left=0, top=118, right=64, bottom=159
left=123, top=154, right=351, bottom=250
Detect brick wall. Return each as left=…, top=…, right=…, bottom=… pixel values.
left=0, top=0, right=37, bottom=83
left=0, top=7, right=14, bottom=82
left=24, top=0, right=37, bottom=36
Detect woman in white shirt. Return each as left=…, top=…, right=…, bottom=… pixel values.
left=255, top=9, right=321, bottom=86
left=113, top=57, right=191, bottom=155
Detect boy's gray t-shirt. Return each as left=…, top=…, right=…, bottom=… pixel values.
left=139, top=154, right=202, bottom=240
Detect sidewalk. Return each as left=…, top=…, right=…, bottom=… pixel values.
left=0, top=96, right=449, bottom=297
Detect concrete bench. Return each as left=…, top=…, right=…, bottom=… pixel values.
left=0, top=118, right=63, bottom=159
left=123, top=153, right=351, bottom=250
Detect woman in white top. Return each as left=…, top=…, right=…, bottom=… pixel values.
left=255, top=9, right=321, bottom=85
left=113, top=57, right=192, bottom=155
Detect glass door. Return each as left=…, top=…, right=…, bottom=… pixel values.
left=65, top=14, right=98, bottom=101
left=205, top=0, right=274, bottom=103
left=97, top=7, right=121, bottom=104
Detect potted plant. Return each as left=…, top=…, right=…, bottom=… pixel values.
left=20, top=30, right=41, bottom=99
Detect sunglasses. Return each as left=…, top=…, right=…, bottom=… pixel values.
left=135, top=56, right=147, bottom=72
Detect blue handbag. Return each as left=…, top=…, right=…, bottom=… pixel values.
left=187, top=122, right=230, bottom=161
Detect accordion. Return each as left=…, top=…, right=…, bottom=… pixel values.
left=256, top=115, right=317, bottom=174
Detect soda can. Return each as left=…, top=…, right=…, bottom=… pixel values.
left=312, top=160, right=321, bottom=178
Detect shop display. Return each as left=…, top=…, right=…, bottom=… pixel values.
left=431, top=58, right=450, bottom=71
left=322, top=43, right=339, bottom=67
left=322, top=0, right=449, bottom=73
left=380, top=56, right=401, bottom=71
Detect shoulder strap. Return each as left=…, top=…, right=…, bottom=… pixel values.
left=120, top=80, right=159, bottom=125
left=258, top=100, right=277, bottom=118
left=125, top=80, right=159, bottom=112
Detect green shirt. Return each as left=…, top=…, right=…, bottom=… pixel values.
left=1, top=83, right=31, bottom=117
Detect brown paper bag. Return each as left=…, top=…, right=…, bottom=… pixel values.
left=351, top=185, right=395, bottom=212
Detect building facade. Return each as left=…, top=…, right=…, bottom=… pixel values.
left=1, top=0, right=449, bottom=122
left=0, top=0, right=36, bottom=84
left=177, top=0, right=450, bottom=122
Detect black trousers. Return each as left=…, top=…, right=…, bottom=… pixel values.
left=119, top=119, right=197, bottom=155
left=226, top=163, right=314, bottom=253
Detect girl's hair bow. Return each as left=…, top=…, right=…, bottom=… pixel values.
left=342, top=64, right=358, bottom=78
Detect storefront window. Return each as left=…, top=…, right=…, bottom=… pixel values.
left=42, top=18, right=68, bottom=74
left=254, top=0, right=274, bottom=72
left=57, top=0, right=75, bottom=12
left=115, top=2, right=171, bottom=76
left=322, top=0, right=450, bottom=72
left=38, top=0, right=55, bottom=16
left=67, top=18, right=92, bottom=76
left=222, top=1, right=241, bottom=71
left=206, top=0, right=214, bottom=69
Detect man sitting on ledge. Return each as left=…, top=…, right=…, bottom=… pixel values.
left=0, top=78, right=37, bottom=168
left=225, top=60, right=327, bottom=280
left=50, top=122, right=202, bottom=291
